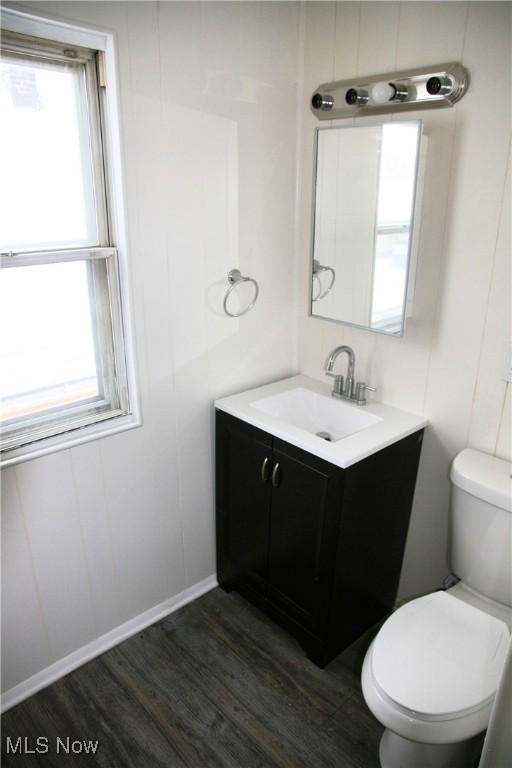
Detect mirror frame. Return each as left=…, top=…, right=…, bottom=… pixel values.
left=308, top=120, right=423, bottom=337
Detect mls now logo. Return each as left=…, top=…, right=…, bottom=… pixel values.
left=6, top=737, right=99, bottom=755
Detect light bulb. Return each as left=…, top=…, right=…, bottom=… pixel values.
left=370, top=81, right=396, bottom=104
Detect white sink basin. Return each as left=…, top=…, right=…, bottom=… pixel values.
left=251, top=387, right=381, bottom=442
left=215, top=375, right=427, bottom=468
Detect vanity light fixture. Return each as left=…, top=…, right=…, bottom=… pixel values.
left=311, top=62, right=468, bottom=119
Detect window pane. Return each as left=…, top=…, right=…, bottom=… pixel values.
left=0, top=261, right=100, bottom=422
left=0, top=54, right=98, bottom=252
left=376, top=123, right=419, bottom=227
left=371, top=231, right=410, bottom=332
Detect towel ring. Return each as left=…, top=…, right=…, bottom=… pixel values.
left=223, top=269, right=259, bottom=317
left=312, top=260, right=336, bottom=301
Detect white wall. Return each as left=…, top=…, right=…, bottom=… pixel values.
left=297, top=1, right=511, bottom=597
left=1, top=0, right=300, bottom=696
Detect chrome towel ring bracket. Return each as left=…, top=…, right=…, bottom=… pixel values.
left=223, top=269, right=259, bottom=317
left=312, top=259, right=335, bottom=301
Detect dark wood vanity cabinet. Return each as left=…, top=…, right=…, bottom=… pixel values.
left=215, top=410, right=424, bottom=667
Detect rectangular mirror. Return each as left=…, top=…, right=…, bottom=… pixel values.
left=310, top=120, right=422, bottom=336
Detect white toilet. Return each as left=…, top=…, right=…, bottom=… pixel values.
left=361, top=448, right=512, bottom=768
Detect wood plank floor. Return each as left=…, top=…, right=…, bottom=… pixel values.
left=1, top=588, right=383, bottom=767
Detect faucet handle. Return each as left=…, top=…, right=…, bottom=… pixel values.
left=326, top=372, right=344, bottom=396
left=355, top=381, right=376, bottom=406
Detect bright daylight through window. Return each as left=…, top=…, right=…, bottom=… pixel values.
left=0, top=31, right=131, bottom=458
left=370, top=123, right=419, bottom=333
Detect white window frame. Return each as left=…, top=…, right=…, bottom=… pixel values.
left=1, top=7, right=141, bottom=467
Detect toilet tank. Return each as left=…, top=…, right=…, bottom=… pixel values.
left=449, top=449, right=512, bottom=607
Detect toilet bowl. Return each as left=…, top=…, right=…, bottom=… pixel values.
left=361, top=449, right=512, bottom=768
left=362, top=590, right=510, bottom=767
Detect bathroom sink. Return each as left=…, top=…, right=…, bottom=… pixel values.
left=215, top=374, right=427, bottom=468
left=251, top=387, right=381, bottom=442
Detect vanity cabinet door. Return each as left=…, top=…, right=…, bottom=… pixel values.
left=266, top=439, right=342, bottom=637
left=216, top=411, right=272, bottom=596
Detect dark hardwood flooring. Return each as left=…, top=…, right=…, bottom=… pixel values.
left=1, top=588, right=383, bottom=767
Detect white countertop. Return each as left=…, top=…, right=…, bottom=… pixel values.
left=215, top=375, right=427, bottom=469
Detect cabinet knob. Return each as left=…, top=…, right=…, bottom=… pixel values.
left=261, top=457, right=270, bottom=483
left=271, top=462, right=281, bottom=488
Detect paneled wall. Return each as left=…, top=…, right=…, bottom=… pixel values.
left=1, top=1, right=300, bottom=695
left=297, top=1, right=511, bottom=597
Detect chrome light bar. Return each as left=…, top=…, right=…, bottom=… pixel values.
left=311, top=63, right=468, bottom=120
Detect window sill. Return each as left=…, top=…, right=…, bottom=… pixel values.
left=0, top=411, right=142, bottom=468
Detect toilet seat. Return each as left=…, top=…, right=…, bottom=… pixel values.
left=371, top=591, right=510, bottom=719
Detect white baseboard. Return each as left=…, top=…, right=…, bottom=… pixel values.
left=1, top=574, right=218, bottom=713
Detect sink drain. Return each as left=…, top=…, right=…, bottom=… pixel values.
left=316, top=431, right=332, bottom=442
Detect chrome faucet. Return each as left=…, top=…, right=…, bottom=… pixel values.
left=324, top=345, right=376, bottom=405
left=325, top=345, right=356, bottom=398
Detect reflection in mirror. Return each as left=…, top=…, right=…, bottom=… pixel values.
left=312, top=259, right=336, bottom=301
left=310, top=121, right=422, bottom=335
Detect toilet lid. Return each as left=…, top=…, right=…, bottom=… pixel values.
left=372, top=592, right=510, bottom=717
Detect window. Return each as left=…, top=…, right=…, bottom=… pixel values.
left=0, top=29, right=134, bottom=460
left=370, top=122, right=420, bottom=333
